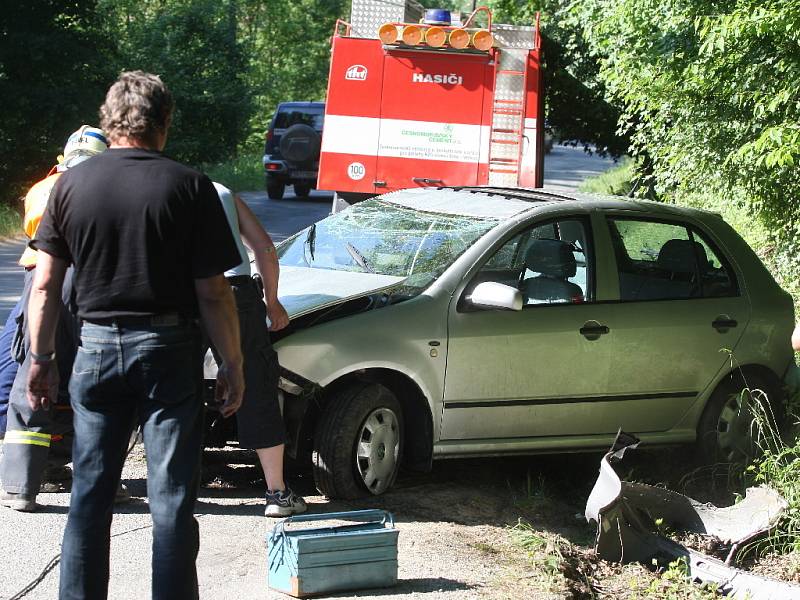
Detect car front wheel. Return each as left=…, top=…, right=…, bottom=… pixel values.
left=312, top=383, right=403, bottom=499
left=267, top=177, right=285, bottom=200
left=695, top=371, right=784, bottom=464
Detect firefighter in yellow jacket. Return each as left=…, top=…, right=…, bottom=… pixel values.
left=0, top=126, right=108, bottom=511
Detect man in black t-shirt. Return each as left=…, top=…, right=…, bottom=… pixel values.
left=27, top=71, right=244, bottom=600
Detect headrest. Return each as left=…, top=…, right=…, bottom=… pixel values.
left=656, top=239, right=710, bottom=274
left=525, top=239, right=577, bottom=279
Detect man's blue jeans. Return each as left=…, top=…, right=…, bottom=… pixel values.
left=0, top=296, right=24, bottom=436
left=60, top=320, right=203, bottom=600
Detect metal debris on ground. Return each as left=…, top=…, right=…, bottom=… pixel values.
left=584, top=431, right=800, bottom=599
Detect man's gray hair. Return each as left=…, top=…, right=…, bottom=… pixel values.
left=100, top=71, right=174, bottom=143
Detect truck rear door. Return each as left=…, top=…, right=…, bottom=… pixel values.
left=375, top=50, right=492, bottom=191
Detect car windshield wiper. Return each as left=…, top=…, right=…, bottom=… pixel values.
left=303, top=223, right=317, bottom=266
left=345, top=242, right=375, bottom=274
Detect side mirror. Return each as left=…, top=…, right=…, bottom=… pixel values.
left=468, top=282, right=523, bottom=311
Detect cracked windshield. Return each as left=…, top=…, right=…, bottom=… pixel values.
left=277, top=198, right=498, bottom=294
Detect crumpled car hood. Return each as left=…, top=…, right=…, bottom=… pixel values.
left=278, top=266, right=405, bottom=319
left=204, top=267, right=405, bottom=380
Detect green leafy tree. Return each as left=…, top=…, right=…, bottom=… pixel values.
left=0, top=0, right=113, bottom=196
left=487, top=0, right=628, bottom=157
left=237, top=0, right=349, bottom=152
left=577, top=0, right=800, bottom=280
left=98, top=0, right=252, bottom=165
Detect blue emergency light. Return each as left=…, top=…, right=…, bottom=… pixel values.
left=423, top=9, right=451, bottom=25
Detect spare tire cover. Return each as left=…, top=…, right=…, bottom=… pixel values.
left=279, top=124, right=321, bottom=163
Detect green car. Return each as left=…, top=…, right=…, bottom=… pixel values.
left=237, top=187, right=796, bottom=498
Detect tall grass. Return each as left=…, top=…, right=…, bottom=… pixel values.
left=579, top=157, right=635, bottom=196
left=0, top=201, right=22, bottom=240
left=743, top=388, right=800, bottom=558
left=201, top=153, right=264, bottom=194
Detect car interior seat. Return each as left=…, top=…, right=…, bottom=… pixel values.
left=634, top=238, right=710, bottom=299
left=656, top=239, right=710, bottom=276
left=521, top=239, right=583, bottom=304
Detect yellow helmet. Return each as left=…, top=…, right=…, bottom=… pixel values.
left=61, top=125, right=108, bottom=168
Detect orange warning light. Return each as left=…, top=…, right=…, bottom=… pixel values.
left=448, top=28, right=470, bottom=49
left=378, top=23, right=398, bottom=44
left=424, top=26, right=446, bottom=48
left=401, top=24, right=423, bottom=46
left=472, top=29, right=494, bottom=51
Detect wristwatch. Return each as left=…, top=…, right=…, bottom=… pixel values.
left=30, top=350, right=56, bottom=363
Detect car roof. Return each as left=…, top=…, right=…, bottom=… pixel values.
left=276, top=101, right=325, bottom=109
left=379, top=186, right=720, bottom=222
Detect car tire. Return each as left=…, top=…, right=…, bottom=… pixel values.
left=695, top=370, right=784, bottom=465
left=267, top=177, right=285, bottom=200
left=294, top=183, right=311, bottom=198
left=312, top=383, right=403, bottom=499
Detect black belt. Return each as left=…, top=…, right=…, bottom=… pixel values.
left=82, top=313, right=191, bottom=327
left=227, top=273, right=264, bottom=297
left=226, top=275, right=255, bottom=286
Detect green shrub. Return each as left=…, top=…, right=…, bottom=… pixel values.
left=201, top=154, right=264, bottom=195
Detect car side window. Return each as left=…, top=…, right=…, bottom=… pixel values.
left=692, top=232, right=738, bottom=297
left=476, top=218, right=593, bottom=305
left=608, top=218, right=737, bottom=301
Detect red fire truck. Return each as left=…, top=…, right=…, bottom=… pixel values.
left=318, top=1, right=544, bottom=212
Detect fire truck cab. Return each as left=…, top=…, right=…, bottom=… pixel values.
left=318, top=1, right=545, bottom=212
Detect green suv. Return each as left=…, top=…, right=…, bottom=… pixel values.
left=236, top=187, right=796, bottom=498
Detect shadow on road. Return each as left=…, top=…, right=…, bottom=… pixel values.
left=327, top=578, right=475, bottom=597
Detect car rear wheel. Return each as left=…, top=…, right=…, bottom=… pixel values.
left=312, top=383, right=403, bottom=499
left=695, top=371, right=784, bottom=464
left=293, top=183, right=311, bottom=198
left=267, top=177, right=285, bottom=200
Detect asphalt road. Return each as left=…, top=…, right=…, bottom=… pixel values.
left=0, top=144, right=614, bottom=600
left=240, top=187, right=332, bottom=244
left=0, top=144, right=613, bottom=323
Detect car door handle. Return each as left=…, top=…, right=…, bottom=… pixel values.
left=373, top=180, right=387, bottom=187
left=580, top=321, right=609, bottom=340
left=412, top=177, right=444, bottom=185
left=712, top=316, right=738, bottom=332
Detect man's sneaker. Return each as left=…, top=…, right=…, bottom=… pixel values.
left=40, top=480, right=70, bottom=493
left=40, top=465, right=73, bottom=492
left=265, top=488, right=307, bottom=517
left=0, top=491, right=37, bottom=512
left=114, top=482, right=131, bottom=504
left=42, top=465, right=73, bottom=482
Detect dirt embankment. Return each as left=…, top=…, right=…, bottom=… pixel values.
left=215, top=446, right=797, bottom=600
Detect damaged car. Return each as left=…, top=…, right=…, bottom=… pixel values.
left=205, top=186, right=795, bottom=499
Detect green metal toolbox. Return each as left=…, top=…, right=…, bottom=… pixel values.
left=267, top=509, right=398, bottom=597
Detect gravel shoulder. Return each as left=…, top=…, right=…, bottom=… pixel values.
left=0, top=443, right=598, bottom=599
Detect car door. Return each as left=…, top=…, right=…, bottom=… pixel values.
left=441, top=215, right=624, bottom=441
left=597, top=215, right=751, bottom=433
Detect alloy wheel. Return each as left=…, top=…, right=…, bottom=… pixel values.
left=355, top=407, right=400, bottom=494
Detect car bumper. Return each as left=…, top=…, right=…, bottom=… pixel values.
left=263, top=155, right=319, bottom=180
left=264, top=156, right=289, bottom=175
